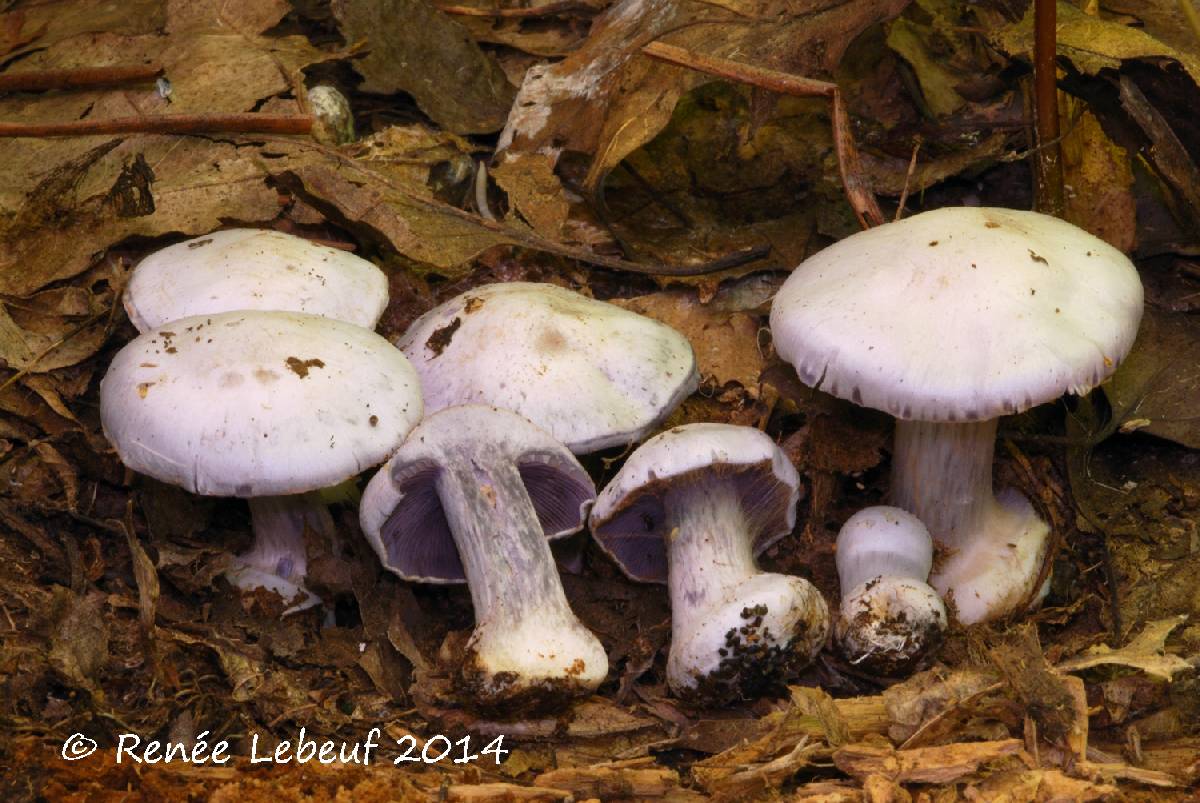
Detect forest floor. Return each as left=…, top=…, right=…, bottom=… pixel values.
left=0, top=0, right=1198, bottom=800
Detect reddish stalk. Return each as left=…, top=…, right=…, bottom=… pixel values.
left=0, top=64, right=162, bottom=92
left=641, top=41, right=885, bottom=229
left=1033, top=0, right=1064, bottom=217
left=0, top=114, right=313, bottom=138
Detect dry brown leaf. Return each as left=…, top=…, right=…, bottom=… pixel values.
left=1058, top=615, right=1193, bottom=681
left=332, top=0, right=515, bottom=134
left=611, top=289, right=765, bottom=390
left=1104, top=309, right=1200, bottom=450
left=498, top=0, right=911, bottom=193
left=0, top=136, right=280, bottom=297
left=991, top=0, right=1200, bottom=86
left=1060, top=106, right=1136, bottom=252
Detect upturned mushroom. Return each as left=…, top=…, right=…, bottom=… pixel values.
left=835, top=507, right=946, bottom=674
left=101, top=311, right=422, bottom=611
left=589, top=423, right=829, bottom=703
left=395, top=282, right=698, bottom=453
left=770, top=207, right=1143, bottom=623
left=360, top=405, right=606, bottom=711
left=124, top=228, right=387, bottom=332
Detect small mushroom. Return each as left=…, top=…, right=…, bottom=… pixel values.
left=360, top=405, right=606, bottom=712
left=124, top=229, right=387, bottom=332
left=396, top=282, right=698, bottom=453
left=589, top=423, right=829, bottom=703
left=101, top=311, right=423, bottom=611
left=835, top=507, right=946, bottom=674
left=770, top=207, right=1143, bottom=623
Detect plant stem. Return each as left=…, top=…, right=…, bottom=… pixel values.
left=0, top=114, right=312, bottom=138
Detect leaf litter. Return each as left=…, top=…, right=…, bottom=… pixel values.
left=1, top=0, right=1199, bottom=799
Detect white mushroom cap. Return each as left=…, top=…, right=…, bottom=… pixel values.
left=590, top=423, right=801, bottom=582
left=835, top=507, right=946, bottom=673
left=770, top=207, right=1144, bottom=422
left=396, top=282, right=698, bottom=453
left=124, top=229, right=388, bottom=332
left=100, top=311, right=422, bottom=496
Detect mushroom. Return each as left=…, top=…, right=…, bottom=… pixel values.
left=395, top=282, right=698, bottom=453
left=360, top=405, right=606, bottom=711
left=124, top=229, right=387, bottom=332
left=589, top=423, right=829, bottom=703
left=770, top=207, right=1143, bottom=624
left=835, top=507, right=946, bottom=674
left=101, top=311, right=422, bottom=611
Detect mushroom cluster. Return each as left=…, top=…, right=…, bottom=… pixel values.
left=97, top=206, right=1146, bottom=716
left=771, top=207, right=1143, bottom=624
left=103, top=230, right=417, bottom=610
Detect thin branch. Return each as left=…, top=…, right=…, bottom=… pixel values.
left=1033, top=0, right=1065, bottom=216
left=895, top=136, right=922, bottom=222
left=0, top=114, right=312, bottom=138
left=0, top=64, right=162, bottom=92
left=436, top=0, right=598, bottom=16
left=640, top=40, right=885, bottom=228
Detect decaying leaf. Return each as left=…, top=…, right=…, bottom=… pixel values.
left=991, top=1, right=1200, bottom=87
left=1103, top=308, right=1200, bottom=449
left=1059, top=615, right=1194, bottom=681
left=331, top=0, right=515, bottom=134
left=498, top=0, right=911, bottom=194
left=832, top=738, right=1023, bottom=784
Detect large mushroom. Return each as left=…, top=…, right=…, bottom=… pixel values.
left=359, top=405, right=606, bottom=711
left=124, top=228, right=388, bottom=332
left=770, top=207, right=1143, bottom=624
left=395, top=282, right=698, bottom=453
left=589, top=423, right=829, bottom=703
left=101, top=311, right=422, bottom=610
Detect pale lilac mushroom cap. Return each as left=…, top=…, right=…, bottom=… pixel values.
left=770, top=207, right=1144, bottom=624
left=101, top=311, right=422, bottom=610
left=124, top=229, right=388, bottom=333
left=396, top=282, right=699, bottom=453
left=590, top=423, right=829, bottom=702
left=360, top=405, right=606, bottom=711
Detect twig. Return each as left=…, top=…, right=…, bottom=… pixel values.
left=436, top=0, right=597, bottom=17
left=1033, top=0, right=1065, bottom=216
left=0, top=114, right=312, bottom=138
left=640, top=41, right=885, bottom=229
left=895, top=136, right=922, bottom=222
left=0, top=64, right=162, bottom=92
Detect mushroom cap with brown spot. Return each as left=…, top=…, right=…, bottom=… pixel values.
left=100, top=311, right=422, bottom=496
left=769, top=207, right=1144, bottom=422
left=124, top=229, right=388, bottom=332
left=396, top=282, right=699, bottom=453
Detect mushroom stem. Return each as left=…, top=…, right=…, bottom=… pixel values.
left=657, top=481, right=829, bottom=700
left=438, top=461, right=571, bottom=627
left=435, top=455, right=607, bottom=706
left=891, top=419, right=1050, bottom=624
left=892, top=419, right=997, bottom=549
left=226, top=493, right=331, bottom=612
left=663, top=483, right=757, bottom=626
left=243, top=493, right=330, bottom=580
